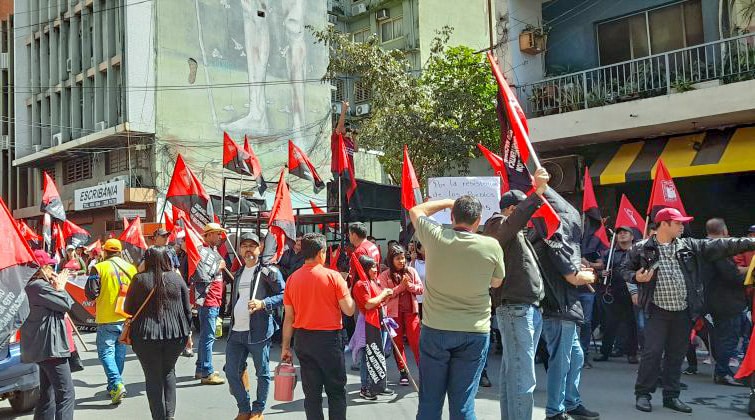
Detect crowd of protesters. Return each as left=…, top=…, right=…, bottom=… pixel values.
left=16, top=174, right=755, bottom=420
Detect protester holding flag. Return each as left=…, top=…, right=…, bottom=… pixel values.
left=352, top=254, right=393, bottom=400
left=482, top=167, right=550, bottom=420
left=225, top=232, right=285, bottom=420
left=594, top=226, right=639, bottom=364
left=377, top=244, right=423, bottom=386
left=194, top=223, right=228, bottom=386
left=409, top=196, right=504, bottom=420
left=85, top=238, right=138, bottom=405
left=622, top=208, right=755, bottom=413
left=123, top=247, right=192, bottom=420
left=281, top=232, right=355, bottom=420
left=119, top=216, right=149, bottom=266
left=21, top=251, right=75, bottom=420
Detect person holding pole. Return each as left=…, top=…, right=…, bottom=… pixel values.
left=225, top=232, right=285, bottom=420
left=409, top=196, right=504, bottom=420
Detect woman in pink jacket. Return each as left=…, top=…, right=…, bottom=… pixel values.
left=378, top=244, right=423, bottom=386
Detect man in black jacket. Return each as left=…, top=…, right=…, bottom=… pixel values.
left=594, top=227, right=639, bottom=364
left=622, top=208, right=755, bottom=413
left=704, top=218, right=747, bottom=387
left=482, top=168, right=549, bottom=420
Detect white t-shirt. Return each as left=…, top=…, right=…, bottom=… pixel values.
left=232, top=265, right=258, bottom=332
left=412, top=259, right=426, bottom=304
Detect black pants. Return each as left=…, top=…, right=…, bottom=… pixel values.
left=36, top=357, right=75, bottom=420
left=600, top=295, right=638, bottom=357
left=132, top=337, right=187, bottom=420
left=635, top=305, right=690, bottom=399
left=294, top=329, right=346, bottom=420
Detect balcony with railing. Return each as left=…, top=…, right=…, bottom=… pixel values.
left=522, top=32, right=755, bottom=146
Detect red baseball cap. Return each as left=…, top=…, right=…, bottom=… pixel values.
left=33, top=250, right=57, bottom=267
left=654, top=208, right=694, bottom=224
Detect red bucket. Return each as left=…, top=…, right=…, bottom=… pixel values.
left=274, top=362, right=297, bottom=402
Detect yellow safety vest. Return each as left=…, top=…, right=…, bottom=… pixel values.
left=93, top=257, right=137, bottom=324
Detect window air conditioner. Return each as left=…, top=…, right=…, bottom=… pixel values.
left=66, top=58, right=72, bottom=73
left=376, top=9, right=389, bottom=21
left=355, top=103, right=371, bottom=116
left=52, top=133, right=63, bottom=146
left=331, top=103, right=342, bottom=114
left=95, top=121, right=106, bottom=131
left=352, top=4, right=367, bottom=15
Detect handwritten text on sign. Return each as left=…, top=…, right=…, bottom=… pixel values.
left=427, top=177, right=501, bottom=225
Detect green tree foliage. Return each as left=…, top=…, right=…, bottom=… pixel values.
left=311, top=26, right=500, bottom=186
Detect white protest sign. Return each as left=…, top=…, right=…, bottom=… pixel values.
left=427, top=177, right=501, bottom=225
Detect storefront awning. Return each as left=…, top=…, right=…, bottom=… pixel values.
left=590, top=126, right=755, bottom=185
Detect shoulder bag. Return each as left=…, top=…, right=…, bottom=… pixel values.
left=118, top=285, right=156, bottom=346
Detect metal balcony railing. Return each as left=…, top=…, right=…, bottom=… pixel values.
left=516, top=32, right=755, bottom=118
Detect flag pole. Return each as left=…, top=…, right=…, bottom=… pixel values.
left=603, top=233, right=617, bottom=286
left=338, top=173, right=343, bottom=245
left=643, top=215, right=651, bottom=239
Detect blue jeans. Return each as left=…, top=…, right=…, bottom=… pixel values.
left=224, top=330, right=271, bottom=414
left=496, top=304, right=543, bottom=420
left=577, top=292, right=595, bottom=355
left=196, top=306, right=220, bottom=377
left=417, top=326, right=489, bottom=420
left=542, top=319, right=583, bottom=417
left=96, top=323, right=127, bottom=392
left=712, top=314, right=742, bottom=377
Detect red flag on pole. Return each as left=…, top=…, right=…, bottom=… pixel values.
left=16, top=219, right=41, bottom=244
left=331, top=132, right=357, bottom=201
left=0, top=197, right=39, bottom=345
left=62, top=219, right=91, bottom=248
left=615, top=194, right=646, bottom=240
left=118, top=216, right=148, bottom=264
left=401, top=146, right=423, bottom=245
left=166, top=154, right=215, bottom=231
left=309, top=200, right=335, bottom=232
left=41, top=172, right=66, bottom=221
left=222, top=132, right=253, bottom=176
left=52, top=222, right=65, bottom=259
left=647, top=159, right=687, bottom=219
left=582, top=167, right=609, bottom=253
left=243, top=136, right=268, bottom=195
left=288, top=140, right=325, bottom=193
left=261, top=170, right=296, bottom=264
left=164, top=210, right=175, bottom=232
left=477, top=143, right=506, bottom=192
left=85, top=239, right=102, bottom=255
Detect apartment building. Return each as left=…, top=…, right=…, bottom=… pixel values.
left=0, top=0, right=14, bottom=210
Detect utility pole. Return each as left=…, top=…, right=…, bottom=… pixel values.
left=487, top=0, right=494, bottom=50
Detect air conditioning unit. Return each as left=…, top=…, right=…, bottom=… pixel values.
left=0, top=135, right=8, bottom=150
left=109, top=175, right=131, bottom=186
left=0, top=52, right=8, bottom=70
left=33, top=145, right=43, bottom=153
left=376, top=9, right=389, bottom=21
left=94, top=121, right=106, bottom=131
left=540, top=155, right=583, bottom=194
left=355, top=103, right=371, bottom=116
left=328, top=14, right=338, bottom=25
left=331, top=103, right=342, bottom=114
left=66, top=58, right=72, bottom=73
left=52, top=133, right=63, bottom=146
left=351, top=3, right=367, bottom=15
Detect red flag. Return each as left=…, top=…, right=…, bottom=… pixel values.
left=243, top=136, right=268, bottom=195
left=736, top=294, right=755, bottom=379
left=16, top=219, right=41, bottom=243
left=401, top=146, right=423, bottom=246
left=166, top=154, right=215, bottom=231
left=85, top=239, right=102, bottom=254
left=288, top=140, right=325, bottom=193
left=41, top=172, right=66, bottom=221
left=222, top=132, right=252, bottom=176
left=647, top=159, right=687, bottom=219
left=331, top=132, right=357, bottom=201
left=582, top=167, right=609, bottom=253
left=182, top=217, right=205, bottom=279
left=180, top=215, right=222, bottom=284
left=0, top=197, right=39, bottom=345
left=261, top=170, right=296, bottom=264
left=118, top=216, right=148, bottom=264
left=309, top=200, right=335, bottom=231
left=52, top=222, right=65, bottom=259
left=62, top=219, right=91, bottom=248
left=477, top=143, right=506, bottom=192
left=164, top=210, right=175, bottom=232
left=615, top=194, right=646, bottom=240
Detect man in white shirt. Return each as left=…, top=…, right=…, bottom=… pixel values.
left=225, top=233, right=285, bottom=420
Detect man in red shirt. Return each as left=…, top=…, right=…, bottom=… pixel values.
left=348, top=222, right=380, bottom=287
left=331, top=100, right=356, bottom=172
left=195, top=223, right=227, bottom=385
left=282, top=233, right=355, bottom=420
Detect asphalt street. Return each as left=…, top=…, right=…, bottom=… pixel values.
left=1, top=329, right=751, bottom=420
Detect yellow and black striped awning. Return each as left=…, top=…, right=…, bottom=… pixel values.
left=590, top=126, right=755, bottom=185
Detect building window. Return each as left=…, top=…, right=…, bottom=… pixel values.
left=106, top=147, right=148, bottom=175
left=63, top=156, right=92, bottom=184
left=354, top=79, right=371, bottom=103
left=332, top=78, right=345, bottom=102
left=380, top=16, right=403, bottom=43
left=352, top=28, right=370, bottom=43
left=597, top=0, right=702, bottom=65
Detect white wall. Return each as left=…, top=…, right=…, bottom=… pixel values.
left=124, top=0, right=156, bottom=134
left=494, top=0, right=545, bottom=85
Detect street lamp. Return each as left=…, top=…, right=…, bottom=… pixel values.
left=200, top=159, right=220, bottom=183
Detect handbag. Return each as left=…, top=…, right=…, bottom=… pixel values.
left=118, top=286, right=155, bottom=346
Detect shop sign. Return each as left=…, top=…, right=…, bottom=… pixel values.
left=74, top=181, right=125, bottom=211
left=115, top=208, right=147, bottom=220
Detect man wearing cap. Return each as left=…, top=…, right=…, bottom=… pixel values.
left=194, top=223, right=228, bottom=385
left=622, top=208, right=755, bottom=413
left=225, top=233, right=285, bottom=420
left=145, top=228, right=180, bottom=270
left=482, top=167, right=549, bottom=420
left=594, top=226, right=639, bottom=364
left=85, top=238, right=138, bottom=405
